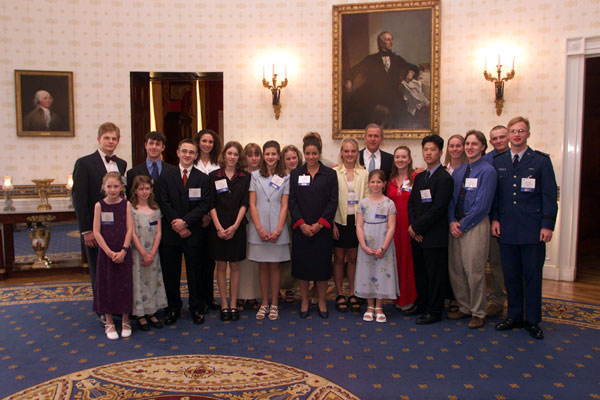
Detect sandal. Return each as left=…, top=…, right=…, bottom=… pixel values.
left=285, top=289, right=295, bottom=304
left=347, top=295, right=361, bottom=312
left=335, top=295, right=348, bottom=312
left=121, top=321, right=132, bottom=338
left=148, top=314, right=163, bottom=329
left=268, top=305, right=279, bottom=320
left=256, top=305, right=269, bottom=320
left=363, top=306, right=375, bottom=322
left=137, top=316, right=150, bottom=331
left=105, top=323, right=119, bottom=340
left=375, top=308, right=387, bottom=323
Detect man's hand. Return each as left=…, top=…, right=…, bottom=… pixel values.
left=83, top=232, right=97, bottom=247
left=491, top=220, right=501, bottom=237
left=540, top=228, right=553, bottom=243
left=450, top=222, right=463, bottom=238
left=179, top=228, right=192, bottom=238
left=171, top=218, right=187, bottom=232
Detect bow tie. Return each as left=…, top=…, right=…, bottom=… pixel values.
left=105, top=155, right=118, bottom=163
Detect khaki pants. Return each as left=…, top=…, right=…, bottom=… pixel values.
left=487, top=235, right=506, bottom=306
left=448, top=217, right=490, bottom=319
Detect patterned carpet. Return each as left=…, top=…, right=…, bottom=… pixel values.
left=1, top=282, right=600, bottom=399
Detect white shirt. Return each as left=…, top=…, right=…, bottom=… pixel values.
left=179, top=164, right=191, bottom=179
left=195, top=159, right=219, bottom=175
left=364, top=149, right=382, bottom=170
left=97, top=149, right=119, bottom=173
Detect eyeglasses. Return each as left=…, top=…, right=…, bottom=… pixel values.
left=508, top=129, right=529, bottom=134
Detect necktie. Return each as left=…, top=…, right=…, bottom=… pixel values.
left=454, top=165, right=471, bottom=221
left=105, top=155, right=117, bottom=163
left=425, top=170, right=431, bottom=181
left=182, top=169, right=188, bottom=187
left=513, top=154, right=519, bottom=168
left=150, top=162, right=159, bottom=181
left=368, top=154, right=375, bottom=172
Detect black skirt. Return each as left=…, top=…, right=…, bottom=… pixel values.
left=207, top=223, right=247, bottom=262
left=291, top=227, right=333, bottom=281
left=333, top=214, right=359, bottom=249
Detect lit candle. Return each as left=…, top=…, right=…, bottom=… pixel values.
left=484, top=56, right=487, bottom=72
left=285, top=65, right=287, bottom=80
left=66, top=174, right=74, bottom=190
left=512, top=56, right=515, bottom=71
left=272, top=64, right=275, bottom=77
left=497, top=54, right=501, bottom=66
left=262, top=65, right=265, bottom=80
left=3, top=175, right=13, bottom=191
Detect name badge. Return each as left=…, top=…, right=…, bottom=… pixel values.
left=298, top=175, right=310, bottom=186
left=270, top=175, right=284, bottom=190
left=375, top=206, right=387, bottom=219
left=521, top=177, right=536, bottom=192
left=189, top=188, right=201, bottom=200
left=401, top=179, right=412, bottom=192
left=347, top=192, right=359, bottom=205
left=420, top=189, right=432, bottom=203
left=149, top=220, right=158, bottom=226
left=215, top=179, right=229, bottom=193
left=101, top=212, right=114, bottom=225
left=465, top=178, right=478, bottom=191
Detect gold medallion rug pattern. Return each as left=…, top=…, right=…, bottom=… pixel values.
left=3, top=354, right=358, bottom=400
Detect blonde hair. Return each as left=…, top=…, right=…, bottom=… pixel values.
left=97, top=122, right=120, bottom=139
left=337, top=137, right=361, bottom=168
left=507, top=116, right=530, bottom=131
left=444, top=134, right=467, bottom=166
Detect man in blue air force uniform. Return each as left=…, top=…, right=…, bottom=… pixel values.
left=490, top=116, right=558, bottom=340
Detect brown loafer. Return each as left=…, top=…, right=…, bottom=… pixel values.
left=468, top=316, right=485, bottom=329
left=447, top=310, right=471, bottom=320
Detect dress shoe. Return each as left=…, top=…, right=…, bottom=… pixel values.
left=524, top=322, right=544, bottom=339
left=403, top=305, right=425, bottom=316
left=164, top=311, right=180, bottom=326
left=448, top=310, right=471, bottom=320
left=486, top=302, right=504, bottom=317
left=191, top=311, right=205, bottom=325
left=468, top=316, right=485, bottom=329
left=299, top=308, right=310, bottom=319
left=416, top=313, right=442, bottom=325
left=318, top=309, right=329, bottom=319
left=99, top=314, right=107, bottom=326
left=148, top=315, right=163, bottom=329
left=220, top=308, right=231, bottom=321
left=494, top=318, right=523, bottom=331
left=137, top=317, right=150, bottom=331
left=230, top=308, right=240, bottom=321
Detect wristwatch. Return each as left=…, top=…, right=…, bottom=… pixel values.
left=122, top=246, right=129, bottom=252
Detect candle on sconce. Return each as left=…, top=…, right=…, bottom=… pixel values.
left=3, top=175, right=13, bottom=191
left=272, top=64, right=275, bottom=77
left=66, top=174, right=74, bottom=190
left=484, top=56, right=487, bottom=72
left=512, top=56, right=515, bottom=71
left=285, top=65, right=287, bottom=80
left=497, top=54, right=501, bottom=66
left=263, top=65, right=265, bottom=80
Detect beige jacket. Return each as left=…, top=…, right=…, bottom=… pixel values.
left=334, top=164, right=369, bottom=225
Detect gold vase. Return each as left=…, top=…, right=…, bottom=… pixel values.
left=32, top=179, right=54, bottom=210
left=29, top=222, right=52, bottom=269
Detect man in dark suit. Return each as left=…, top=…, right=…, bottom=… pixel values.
left=72, top=122, right=127, bottom=301
left=491, top=116, right=558, bottom=340
left=126, top=131, right=173, bottom=201
left=160, top=138, right=210, bottom=326
left=358, top=123, right=394, bottom=179
left=343, top=31, right=419, bottom=129
left=406, top=135, right=454, bottom=324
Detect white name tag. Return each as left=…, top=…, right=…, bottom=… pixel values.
left=348, top=192, right=359, bottom=205
left=298, top=175, right=310, bottom=186
left=401, top=179, right=412, bottom=192
left=375, top=206, right=387, bottom=219
left=270, top=175, right=284, bottom=190
left=101, top=212, right=114, bottom=225
left=521, top=177, right=536, bottom=192
left=215, top=179, right=229, bottom=193
left=420, top=189, right=432, bottom=203
left=465, top=178, right=478, bottom=191
left=189, top=188, right=201, bottom=200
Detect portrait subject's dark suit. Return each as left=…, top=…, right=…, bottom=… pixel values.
left=344, top=51, right=419, bottom=129
left=359, top=148, right=394, bottom=179
left=23, top=107, right=66, bottom=131
left=72, top=151, right=127, bottom=293
left=407, top=166, right=454, bottom=316
left=159, top=166, right=210, bottom=314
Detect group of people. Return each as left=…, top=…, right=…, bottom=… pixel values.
left=72, top=117, right=557, bottom=341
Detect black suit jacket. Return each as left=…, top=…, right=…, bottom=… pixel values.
left=159, top=166, right=210, bottom=246
left=126, top=160, right=175, bottom=202
left=407, top=166, right=454, bottom=248
left=359, top=149, right=394, bottom=179
left=72, top=151, right=127, bottom=234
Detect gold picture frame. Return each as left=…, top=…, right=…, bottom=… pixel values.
left=332, top=0, right=440, bottom=139
left=15, top=70, right=74, bottom=137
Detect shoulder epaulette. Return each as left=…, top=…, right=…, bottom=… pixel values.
left=493, top=150, right=508, bottom=158
left=534, top=150, right=550, bottom=157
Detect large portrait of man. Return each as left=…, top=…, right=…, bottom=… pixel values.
left=15, top=70, right=74, bottom=137
left=333, top=1, right=440, bottom=139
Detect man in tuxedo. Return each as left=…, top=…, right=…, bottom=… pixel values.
left=126, top=131, right=173, bottom=201
left=406, top=135, right=454, bottom=324
left=491, top=116, right=558, bottom=339
left=358, top=123, right=394, bottom=178
left=72, top=122, right=127, bottom=300
left=160, top=138, right=210, bottom=326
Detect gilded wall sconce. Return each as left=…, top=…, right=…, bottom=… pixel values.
left=484, top=55, right=515, bottom=116
left=263, top=64, right=288, bottom=120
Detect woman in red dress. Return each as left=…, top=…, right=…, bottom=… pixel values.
left=386, top=146, right=417, bottom=310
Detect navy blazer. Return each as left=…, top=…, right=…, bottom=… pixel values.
left=72, top=151, right=127, bottom=234
left=407, top=165, right=454, bottom=248
left=126, top=160, right=175, bottom=202
left=289, top=162, right=338, bottom=228
left=359, top=148, right=394, bottom=179
left=491, top=147, right=558, bottom=245
left=159, top=166, right=210, bottom=246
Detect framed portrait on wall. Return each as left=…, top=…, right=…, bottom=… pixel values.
left=332, top=0, right=441, bottom=139
left=15, top=70, right=74, bottom=137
